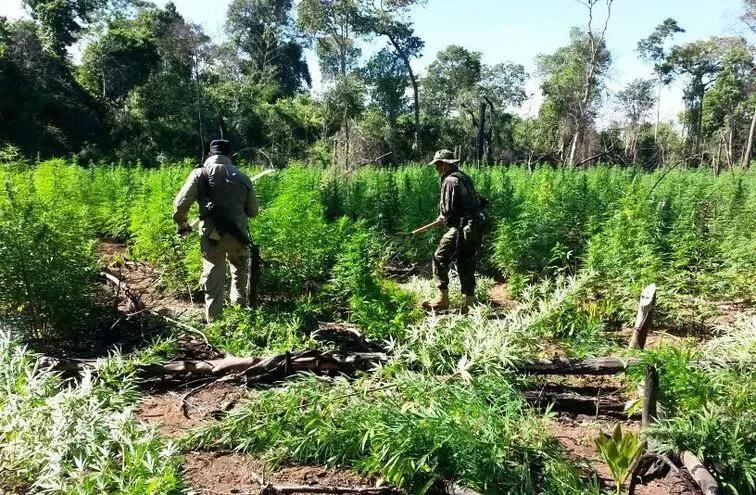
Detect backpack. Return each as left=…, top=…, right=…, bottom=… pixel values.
left=450, top=171, right=493, bottom=234
left=198, top=167, right=252, bottom=246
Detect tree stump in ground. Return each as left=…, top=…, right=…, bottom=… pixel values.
left=629, top=284, right=657, bottom=349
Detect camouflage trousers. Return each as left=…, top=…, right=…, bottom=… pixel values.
left=432, top=226, right=482, bottom=296
left=201, top=233, right=249, bottom=322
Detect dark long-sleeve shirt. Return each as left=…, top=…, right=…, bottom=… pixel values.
left=439, top=170, right=478, bottom=228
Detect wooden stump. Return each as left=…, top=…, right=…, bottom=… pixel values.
left=641, top=365, right=658, bottom=428
left=629, top=284, right=657, bottom=349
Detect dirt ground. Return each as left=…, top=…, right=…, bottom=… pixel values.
left=547, top=417, right=694, bottom=495
left=98, top=239, right=203, bottom=319
left=184, top=452, right=378, bottom=495
left=116, top=242, right=720, bottom=494
left=137, top=382, right=247, bottom=437
left=135, top=382, right=379, bottom=495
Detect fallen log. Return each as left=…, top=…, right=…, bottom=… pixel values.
left=519, top=356, right=640, bottom=375
left=681, top=451, right=720, bottom=495
left=523, top=389, right=627, bottom=415
left=37, top=350, right=388, bottom=383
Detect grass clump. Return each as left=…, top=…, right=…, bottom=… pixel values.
left=631, top=317, right=756, bottom=494
left=206, top=304, right=318, bottom=356
left=0, top=331, right=184, bottom=494
left=184, top=371, right=586, bottom=495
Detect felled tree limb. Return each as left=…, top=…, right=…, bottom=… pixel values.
left=98, top=270, right=143, bottom=311
left=37, top=350, right=388, bottom=383
left=681, top=451, right=720, bottom=495
left=518, top=356, right=640, bottom=375
left=523, top=389, right=627, bottom=415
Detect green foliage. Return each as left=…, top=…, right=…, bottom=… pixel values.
left=633, top=318, right=756, bottom=493
left=326, top=227, right=420, bottom=341
left=251, top=166, right=351, bottom=296
left=594, top=425, right=645, bottom=495
left=205, top=305, right=317, bottom=356
left=0, top=331, right=184, bottom=494
left=0, top=163, right=96, bottom=337
left=185, top=372, right=585, bottom=494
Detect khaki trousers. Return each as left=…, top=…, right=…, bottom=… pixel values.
left=201, top=234, right=249, bottom=322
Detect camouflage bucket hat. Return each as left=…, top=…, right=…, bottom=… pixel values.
left=429, top=149, right=460, bottom=165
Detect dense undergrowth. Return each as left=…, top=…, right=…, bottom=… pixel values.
left=0, top=331, right=184, bottom=494
left=1, top=160, right=755, bottom=493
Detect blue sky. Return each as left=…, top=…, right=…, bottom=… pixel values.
left=2, top=0, right=752, bottom=124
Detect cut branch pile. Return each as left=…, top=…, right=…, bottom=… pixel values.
left=38, top=350, right=388, bottom=383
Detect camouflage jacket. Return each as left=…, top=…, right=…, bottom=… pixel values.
left=439, top=169, right=479, bottom=228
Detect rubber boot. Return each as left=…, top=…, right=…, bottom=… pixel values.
left=422, top=290, right=450, bottom=311
left=461, top=295, right=477, bottom=315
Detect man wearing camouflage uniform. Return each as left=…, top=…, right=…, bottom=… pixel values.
left=422, top=149, right=484, bottom=314
left=173, top=139, right=258, bottom=322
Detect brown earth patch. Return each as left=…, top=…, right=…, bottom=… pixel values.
left=547, top=416, right=694, bottom=495
left=489, top=283, right=519, bottom=311
left=184, top=451, right=378, bottom=495
left=98, top=239, right=202, bottom=318
left=137, top=382, right=247, bottom=437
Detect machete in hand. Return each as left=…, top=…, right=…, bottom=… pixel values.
left=402, top=218, right=444, bottom=236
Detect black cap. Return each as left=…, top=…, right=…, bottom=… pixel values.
left=209, top=139, right=231, bottom=156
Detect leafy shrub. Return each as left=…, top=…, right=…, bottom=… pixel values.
left=595, top=425, right=645, bottom=495
left=0, top=331, right=184, bottom=494
left=326, top=227, right=420, bottom=340
left=205, top=305, right=317, bottom=356
left=0, top=167, right=96, bottom=338
left=251, top=167, right=351, bottom=296
left=185, top=372, right=585, bottom=494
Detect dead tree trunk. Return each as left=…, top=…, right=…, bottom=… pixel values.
left=629, top=284, right=656, bottom=349
left=476, top=101, right=487, bottom=167
left=742, top=105, right=756, bottom=169
left=386, top=32, right=420, bottom=153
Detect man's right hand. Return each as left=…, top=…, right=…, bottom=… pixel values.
left=177, top=222, right=192, bottom=236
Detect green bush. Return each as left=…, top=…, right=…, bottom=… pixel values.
left=0, top=331, right=184, bottom=494
left=326, top=227, right=420, bottom=341
left=0, top=166, right=96, bottom=338
left=185, top=372, right=586, bottom=495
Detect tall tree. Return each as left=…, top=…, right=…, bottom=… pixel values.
left=566, top=0, right=614, bottom=167
left=23, top=0, right=105, bottom=55
left=615, top=78, right=656, bottom=163
left=422, top=45, right=525, bottom=163
left=352, top=0, right=425, bottom=151
left=297, top=0, right=360, bottom=78
left=665, top=37, right=750, bottom=160
left=743, top=0, right=756, bottom=33
left=0, top=18, right=106, bottom=157
left=536, top=27, right=611, bottom=164
left=225, top=0, right=310, bottom=97
left=637, top=18, right=685, bottom=142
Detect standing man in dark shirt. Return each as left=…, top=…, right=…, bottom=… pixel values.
left=423, top=150, right=484, bottom=313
